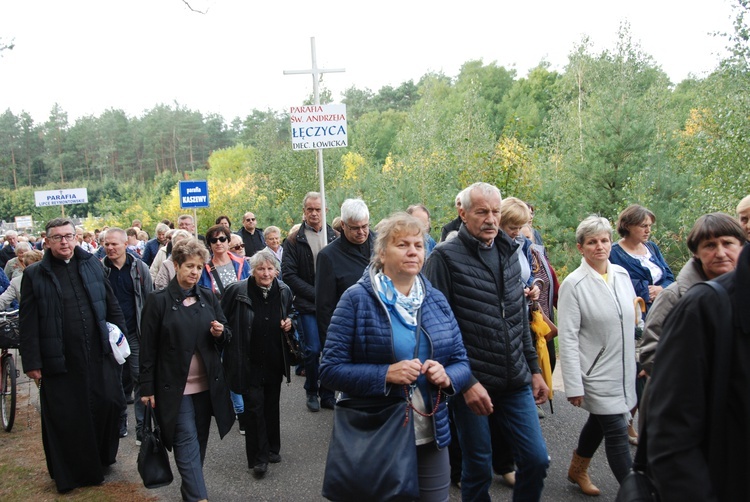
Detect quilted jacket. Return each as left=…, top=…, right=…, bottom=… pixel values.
left=320, top=268, right=471, bottom=449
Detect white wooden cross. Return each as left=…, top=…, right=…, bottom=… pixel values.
left=284, top=37, right=345, bottom=242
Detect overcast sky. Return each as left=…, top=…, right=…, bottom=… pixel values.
left=0, top=0, right=737, bottom=124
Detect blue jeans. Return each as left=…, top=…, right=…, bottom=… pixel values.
left=451, top=386, right=549, bottom=502
left=577, top=413, right=632, bottom=483
left=298, top=314, right=333, bottom=400
left=230, top=391, right=244, bottom=415
left=173, top=392, right=212, bottom=502
left=120, top=335, right=144, bottom=437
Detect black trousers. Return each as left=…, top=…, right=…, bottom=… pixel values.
left=239, top=379, right=282, bottom=468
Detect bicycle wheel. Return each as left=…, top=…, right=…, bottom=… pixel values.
left=1, top=354, right=16, bottom=432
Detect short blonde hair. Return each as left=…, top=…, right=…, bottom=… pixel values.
left=372, top=213, right=424, bottom=270
left=500, top=197, right=531, bottom=227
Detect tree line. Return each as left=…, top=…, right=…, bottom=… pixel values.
left=2, top=6, right=750, bottom=275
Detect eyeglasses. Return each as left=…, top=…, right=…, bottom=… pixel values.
left=209, top=236, right=228, bottom=244
left=245, top=218, right=256, bottom=222
left=231, top=244, right=245, bottom=251
left=48, top=234, right=76, bottom=243
left=345, top=222, right=370, bottom=233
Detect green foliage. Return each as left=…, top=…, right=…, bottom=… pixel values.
left=4, top=11, right=750, bottom=286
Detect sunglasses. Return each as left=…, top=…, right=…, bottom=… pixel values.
left=209, top=236, right=228, bottom=244
left=231, top=244, right=245, bottom=251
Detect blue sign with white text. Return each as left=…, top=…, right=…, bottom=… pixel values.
left=179, top=180, right=210, bottom=208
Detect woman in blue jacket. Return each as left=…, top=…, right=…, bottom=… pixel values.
left=609, top=204, right=675, bottom=446
left=320, top=212, right=471, bottom=501
left=609, top=204, right=675, bottom=313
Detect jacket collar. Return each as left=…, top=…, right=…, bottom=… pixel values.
left=102, top=252, right=133, bottom=270
left=297, top=221, right=336, bottom=245
left=456, top=224, right=515, bottom=257
left=338, top=232, right=374, bottom=255
left=166, top=276, right=208, bottom=306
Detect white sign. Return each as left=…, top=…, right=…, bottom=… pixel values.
left=34, top=188, right=89, bottom=207
left=290, top=104, right=348, bottom=151
left=15, top=215, right=33, bottom=228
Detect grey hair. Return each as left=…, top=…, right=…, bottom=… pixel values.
left=170, top=229, right=192, bottom=245
left=5, top=230, right=18, bottom=238
left=302, top=192, right=322, bottom=209
left=576, top=215, right=613, bottom=246
left=15, top=241, right=31, bottom=254
left=155, top=222, right=170, bottom=234
left=249, top=248, right=281, bottom=273
left=340, top=198, right=369, bottom=223
left=264, top=225, right=281, bottom=237
left=737, top=194, right=750, bottom=214
left=459, top=183, right=502, bottom=212
left=105, top=227, right=127, bottom=242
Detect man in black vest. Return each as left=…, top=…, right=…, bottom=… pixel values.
left=424, top=182, right=550, bottom=501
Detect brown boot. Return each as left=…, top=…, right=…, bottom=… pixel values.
left=567, top=450, right=601, bottom=496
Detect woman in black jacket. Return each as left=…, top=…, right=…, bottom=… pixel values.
left=221, top=249, right=295, bottom=478
left=140, top=238, right=234, bottom=502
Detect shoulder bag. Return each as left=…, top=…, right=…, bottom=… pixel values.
left=137, top=404, right=174, bottom=489
left=322, top=312, right=438, bottom=501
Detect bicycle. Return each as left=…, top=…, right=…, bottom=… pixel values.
left=0, top=309, right=20, bottom=432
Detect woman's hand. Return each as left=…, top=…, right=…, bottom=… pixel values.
left=280, top=318, right=292, bottom=332
left=210, top=320, right=223, bottom=338
left=524, top=285, right=541, bottom=301
left=142, top=395, right=156, bottom=408
left=568, top=396, right=583, bottom=407
left=421, top=359, right=451, bottom=389
left=386, top=359, right=421, bottom=385
left=647, top=285, right=663, bottom=301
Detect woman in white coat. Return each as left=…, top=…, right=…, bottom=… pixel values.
left=559, top=215, right=637, bottom=496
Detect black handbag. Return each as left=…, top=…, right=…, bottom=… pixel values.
left=615, top=425, right=660, bottom=502
left=137, top=404, right=174, bottom=489
left=323, top=312, right=437, bottom=502
left=322, top=396, right=419, bottom=502
left=283, top=315, right=303, bottom=366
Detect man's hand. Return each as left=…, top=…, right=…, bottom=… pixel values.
left=463, top=382, right=493, bottom=416
left=531, top=373, right=549, bottom=404
left=142, top=395, right=156, bottom=408
left=25, top=369, right=41, bottom=380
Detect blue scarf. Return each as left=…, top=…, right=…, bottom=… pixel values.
left=374, top=271, right=424, bottom=327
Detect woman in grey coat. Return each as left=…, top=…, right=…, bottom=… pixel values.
left=558, top=216, right=638, bottom=495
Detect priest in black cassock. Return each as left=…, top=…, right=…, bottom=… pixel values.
left=20, top=218, right=127, bottom=493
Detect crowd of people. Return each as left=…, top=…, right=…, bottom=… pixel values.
left=1, top=188, right=748, bottom=501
